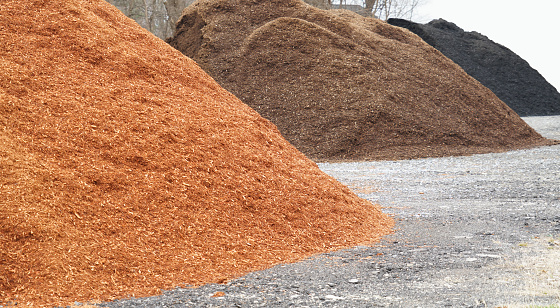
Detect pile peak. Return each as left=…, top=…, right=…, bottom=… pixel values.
left=0, top=0, right=392, bottom=306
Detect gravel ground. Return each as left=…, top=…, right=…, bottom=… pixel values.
left=93, top=116, right=560, bottom=308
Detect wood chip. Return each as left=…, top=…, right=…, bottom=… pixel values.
left=0, top=0, right=392, bottom=306
left=167, top=0, right=557, bottom=162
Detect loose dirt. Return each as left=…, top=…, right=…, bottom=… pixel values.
left=0, top=0, right=392, bottom=306
left=167, top=0, right=556, bottom=162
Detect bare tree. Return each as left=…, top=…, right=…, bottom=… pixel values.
left=163, top=0, right=192, bottom=30
left=306, top=0, right=421, bottom=20
left=105, top=0, right=194, bottom=39
left=365, top=0, right=421, bottom=20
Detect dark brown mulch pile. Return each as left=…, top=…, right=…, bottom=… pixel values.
left=0, top=0, right=392, bottom=306
left=167, top=0, right=557, bottom=162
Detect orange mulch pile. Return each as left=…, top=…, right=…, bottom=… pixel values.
left=167, top=0, right=557, bottom=161
left=0, top=0, right=393, bottom=306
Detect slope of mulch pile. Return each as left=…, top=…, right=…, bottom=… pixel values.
left=388, top=18, right=560, bottom=117
left=0, top=0, right=393, bottom=306
left=166, top=0, right=557, bottom=162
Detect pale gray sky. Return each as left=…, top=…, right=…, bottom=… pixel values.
left=413, top=0, right=560, bottom=92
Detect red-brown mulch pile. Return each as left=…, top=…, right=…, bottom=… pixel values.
left=0, top=0, right=393, bottom=306
left=167, top=0, right=557, bottom=161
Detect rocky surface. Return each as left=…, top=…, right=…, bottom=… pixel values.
left=95, top=117, right=560, bottom=307
left=388, top=18, right=560, bottom=116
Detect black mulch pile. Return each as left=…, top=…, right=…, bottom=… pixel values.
left=388, top=18, right=560, bottom=116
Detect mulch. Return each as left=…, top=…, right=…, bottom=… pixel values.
left=167, top=0, right=558, bottom=162
left=388, top=18, right=560, bottom=117
left=0, top=0, right=392, bottom=306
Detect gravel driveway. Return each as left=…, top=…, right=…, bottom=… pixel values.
left=98, top=116, right=560, bottom=308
